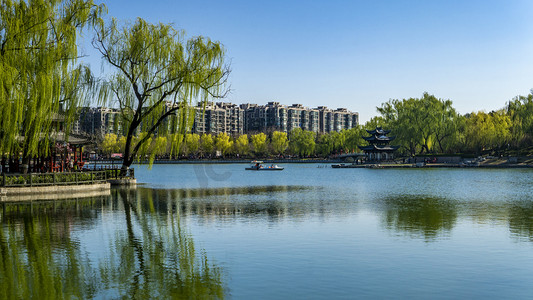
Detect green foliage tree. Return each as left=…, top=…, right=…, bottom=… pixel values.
left=316, top=133, right=334, bottom=157
left=377, top=93, right=459, bottom=155
left=271, top=131, right=288, bottom=155
left=168, top=133, right=184, bottom=158
left=150, top=136, right=167, bottom=160
left=342, top=127, right=366, bottom=153
left=94, top=17, right=230, bottom=171
left=289, top=128, right=316, bottom=157
left=101, top=133, right=118, bottom=156
left=463, top=111, right=511, bottom=154
left=117, top=136, right=127, bottom=153
left=507, top=91, right=533, bottom=148
left=234, top=134, right=249, bottom=156
left=184, top=133, right=201, bottom=156
left=0, top=0, right=104, bottom=167
left=214, top=132, right=233, bottom=156
left=250, top=133, right=267, bottom=156
left=364, top=116, right=387, bottom=131
left=200, top=134, right=214, bottom=157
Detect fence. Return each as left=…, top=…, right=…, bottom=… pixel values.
left=1, top=168, right=134, bottom=188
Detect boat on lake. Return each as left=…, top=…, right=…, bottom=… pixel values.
left=245, top=161, right=284, bottom=171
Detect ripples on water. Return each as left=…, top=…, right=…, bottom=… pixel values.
left=1, top=164, right=533, bottom=299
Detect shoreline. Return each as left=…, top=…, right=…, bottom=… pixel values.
left=87, top=157, right=533, bottom=169
left=331, top=163, right=533, bottom=169
left=90, top=159, right=342, bottom=165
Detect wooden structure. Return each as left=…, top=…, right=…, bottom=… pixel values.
left=48, top=133, right=93, bottom=172
left=2, top=132, right=93, bottom=174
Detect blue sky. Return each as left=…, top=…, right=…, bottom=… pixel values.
left=86, top=0, right=533, bottom=122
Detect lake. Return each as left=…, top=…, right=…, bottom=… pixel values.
left=1, top=164, right=533, bottom=299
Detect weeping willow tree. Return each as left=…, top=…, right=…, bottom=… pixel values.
left=0, top=0, right=105, bottom=169
left=93, top=18, right=230, bottom=171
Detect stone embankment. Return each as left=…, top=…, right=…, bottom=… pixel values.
left=0, top=169, right=136, bottom=202
left=1, top=183, right=111, bottom=201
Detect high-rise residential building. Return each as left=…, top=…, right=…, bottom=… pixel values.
left=78, top=107, right=120, bottom=137
left=308, top=109, right=320, bottom=133
left=240, top=103, right=266, bottom=133
left=287, top=104, right=305, bottom=132
left=192, top=102, right=244, bottom=136
left=218, top=102, right=244, bottom=136
left=77, top=101, right=358, bottom=137
left=333, top=108, right=349, bottom=132
left=315, top=106, right=333, bottom=133
left=265, top=102, right=288, bottom=132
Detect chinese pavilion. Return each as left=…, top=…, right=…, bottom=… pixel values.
left=358, top=127, right=399, bottom=161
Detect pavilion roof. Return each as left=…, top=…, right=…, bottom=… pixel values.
left=358, top=144, right=400, bottom=152
left=366, top=127, right=391, bottom=135
left=16, top=132, right=94, bottom=146
left=363, top=135, right=396, bottom=142
left=51, top=132, right=94, bottom=146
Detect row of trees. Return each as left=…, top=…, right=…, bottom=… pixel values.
left=373, top=91, right=533, bottom=156
left=99, top=90, right=533, bottom=159
left=100, top=127, right=368, bottom=159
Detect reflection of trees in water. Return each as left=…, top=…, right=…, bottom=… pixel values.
left=134, top=186, right=354, bottom=222
left=0, top=191, right=225, bottom=299
left=508, top=201, right=533, bottom=242
left=381, top=195, right=533, bottom=242
left=0, top=198, right=104, bottom=299
left=100, top=188, right=225, bottom=298
left=135, top=186, right=533, bottom=243
left=381, top=196, right=458, bottom=240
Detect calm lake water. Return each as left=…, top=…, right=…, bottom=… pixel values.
left=2, top=164, right=533, bottom=299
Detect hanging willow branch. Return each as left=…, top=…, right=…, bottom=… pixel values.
left=0, top=0, right=106, bottom=161
left=93, top=17, right=231, bottom=170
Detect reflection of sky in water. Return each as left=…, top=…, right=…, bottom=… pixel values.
left=2, top=165, right=533, bottom=299
left=135, top=164, right=533, bottom=202
left=132, top=165, right=533, bottom=298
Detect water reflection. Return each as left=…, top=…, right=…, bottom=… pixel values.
left=2, top=179, right=533, bottom=298
left=139, top=185, right=533, bottom=244
left=0, top=192, right=225, bottom=299
left=134, top=185, right=358, bottom=223
left=0, top=198, right=103, bottom=299
left=380, top=196, right=458, bottom=240
left=100, top=188, right=225, bottom=299
left=508, top=201, right=533, bottom=242
left=376, top=195, right=533, bottom=242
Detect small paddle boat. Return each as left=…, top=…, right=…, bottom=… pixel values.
left=245, top=161, right=284, bottom=171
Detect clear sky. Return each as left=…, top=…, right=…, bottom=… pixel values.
left=86, top=0, right=533, bottom=123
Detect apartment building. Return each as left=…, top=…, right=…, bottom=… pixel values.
left=192, top=102, right=244, bottom=136
left=78, top=107, right=120, bottom=137
left=77, top=101, right=358, bottom=137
